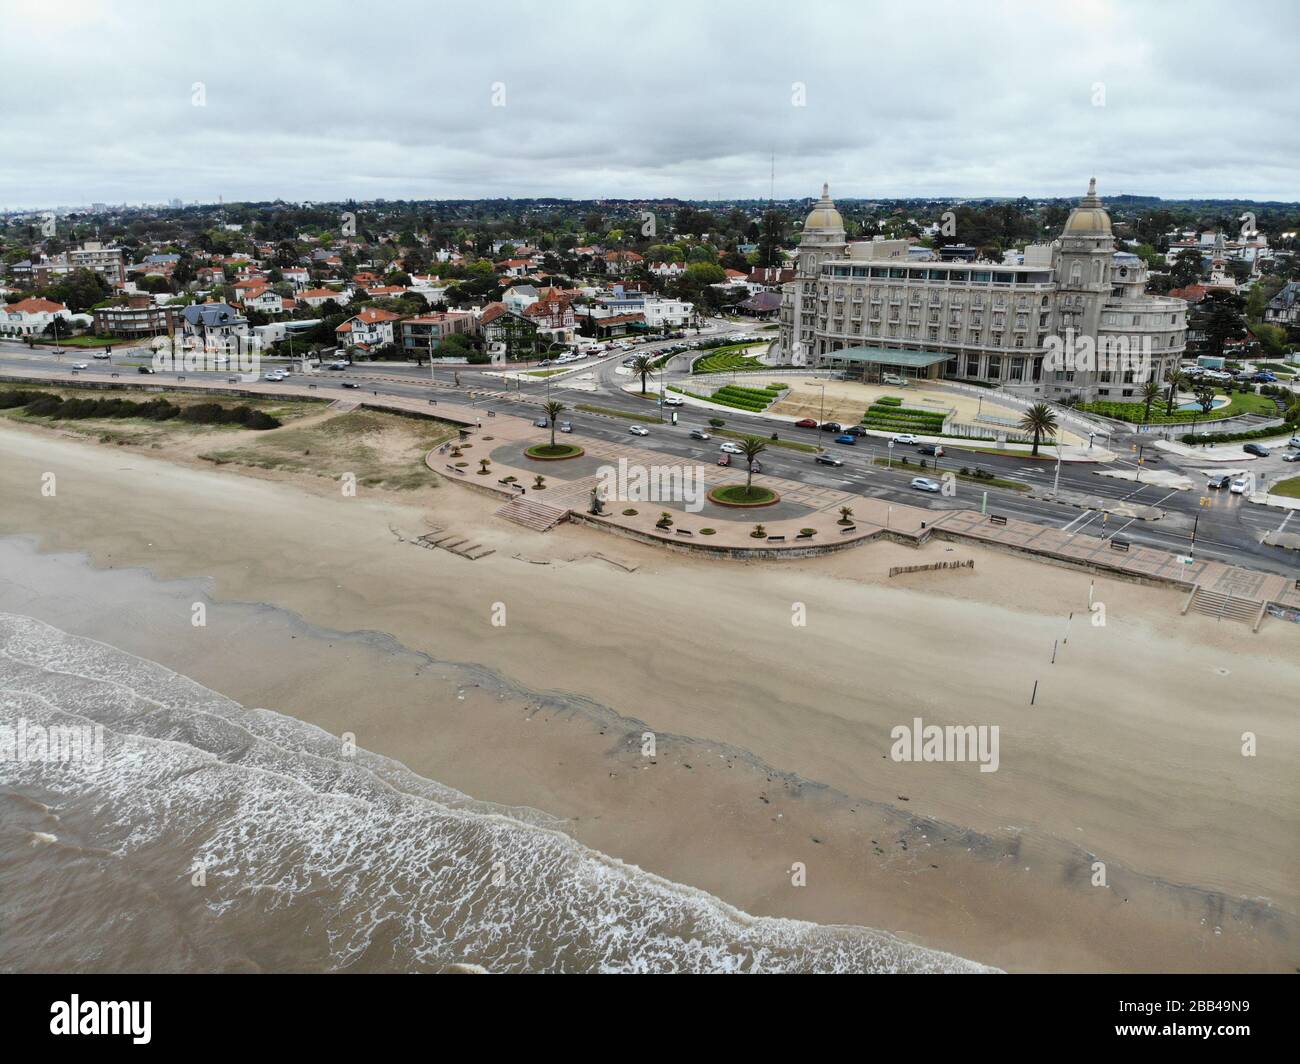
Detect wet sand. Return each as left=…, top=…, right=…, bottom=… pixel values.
left=1, top=419, right=1296, bottom=972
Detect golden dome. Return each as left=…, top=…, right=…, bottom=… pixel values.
left=1062, top=177, right=1111, bottom=235
left=804, top=182, right=844, bottom=232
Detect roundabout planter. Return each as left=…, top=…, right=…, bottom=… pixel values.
left=524, top=443, right=585, bottom=460
left=706, top=484, right=780, bottom=508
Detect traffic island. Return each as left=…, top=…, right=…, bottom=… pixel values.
left=524, top=443, right=585, bottom=461
left=706, top=484, right=780, bottom=507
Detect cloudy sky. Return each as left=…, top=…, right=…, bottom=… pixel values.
left=3, top=0, right=1297, bottom=209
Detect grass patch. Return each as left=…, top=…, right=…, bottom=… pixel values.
left=712, top=427, right=819, bottom=453
left=1270, top=476, right=1300, bottom=499
left=692, top=343, right=766, bottom=374
left=1078, top=390, right=1275, bottom=425
left=524, top=443, right=584, bottom=459
left=576, top=403, right=664, bottom=423
left=199, top=408, right=456, bottom=490
left=708, top=484, right=779, bottom=506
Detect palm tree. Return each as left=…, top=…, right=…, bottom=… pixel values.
left=1140, top=379, right=1162, bottom=422
left=1164, top=370, right=1185, bottom=416
left=543, top=400, right=564, bottom=447
left=1018, top=402, right=1058, bottom=457
left=738, top=436, right=767, bottom=497
left=838, top=505, right=854, bottom=525
left=630, top=354, right=655, bottom=394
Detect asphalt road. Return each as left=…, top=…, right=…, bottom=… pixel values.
left=3, top=336, right=1297, bottom=577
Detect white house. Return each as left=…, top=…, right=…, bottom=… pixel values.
left=336, top=307, right=401, bottom=352
left=0, top=296, right=71, bottom=337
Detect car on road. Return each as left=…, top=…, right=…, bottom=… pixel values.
left=819, top=421, right=843, bottom=433
left=1282, top=451, right=1299, bottom=463
left=882, top=373, right=908, bottom=386
left=1251, top=372, right=1277, bottom=383
left=795, top=418, right=818, bottom=428
left=688, top=428, right=710, bottom=440
left=749, top=460, right=762, bottom=473
left=629, top=425, right=649, bottom=436
left=892, top=434, right=919, bottom=445
left=72, top=362, right=89, bottom=369
left=137, top=365, right=154, bottom=374
left=1230, top=478, right=1249, bottom=494
left=717, top=453, right=731, bottom=466
left=843, top=425, right=869, bottom=437
left=662, top=395, right=684, bottom=406
left=341, top=381, right=359, bottom=389
left=1289, top=436, right=1300, bottom=448
left=533, top=417, right=549, bottom=428
left=264, top=372, right=283, bottom=381
left=834, top=433, right=857, bottom=445
left=719, top=441, right=743, bottom=454
left=558, top=421, right=572, bottom=433
left=1208, top=474, right=1232, bottom=489
left=92, top=351, right=111, bottom=359
left=1243, top=443, right=1270, bottom=457
left=918, top=444, right=945, bottom=457
left=814, top=453, right=844, bottom=466
left=910, top=477, right=942, bottom=493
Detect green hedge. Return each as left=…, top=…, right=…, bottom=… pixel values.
left=0, top=389, right=281, bottom=429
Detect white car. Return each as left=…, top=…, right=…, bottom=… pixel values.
left=910, top=477, right=942, bottom=493
left=92, top=351, right=111, bottom=359
left=1229, top=478, right=1249, bottom=494
left=264, top=372, right=283, bottom=382
left=629, top=425, right=649, bottom=436
left=719, top=441, right=743, bottom=454
left=892, top=434, right=919, bottom=445
left=662, top=395, right=684, bottom=406
left=72, top=362, right=89, bottom=370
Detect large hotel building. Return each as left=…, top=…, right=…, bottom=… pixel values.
left=777, top=180, right=1188, bottom=401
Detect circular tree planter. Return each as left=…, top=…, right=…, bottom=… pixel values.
left=622, top=508, right=638, bottom=516
left=707, top=484, right=780, bottom=508
left=699, top=528, right=716, bottom=535
left=524, top=443, right=585, bottom=461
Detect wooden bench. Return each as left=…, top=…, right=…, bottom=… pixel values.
left=839, top=525, right=856, bottom=534
left=989, top=514, right=1008, bottom=526
left=675, top=529, right=693, bottom=536
left=766, top=535, right=785, bottom=542
left=796, top=531, right=815, bottom=540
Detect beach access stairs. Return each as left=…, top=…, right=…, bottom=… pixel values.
left=494, top=497, right=570, bottom=532
left=1182, top=585, right=1268, bottom=631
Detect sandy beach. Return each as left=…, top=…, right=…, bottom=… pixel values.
left=1, top=416, right=1296, bottom=972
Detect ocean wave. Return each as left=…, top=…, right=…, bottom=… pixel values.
left=0, top=611, right=994, bottom=973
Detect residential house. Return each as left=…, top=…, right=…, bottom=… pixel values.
left=336, top=306, right=401, bottom=353
left=398, top=311, right=477, bottom=359
left=180, top=302, right=250, bottom=347
left=92, top=294, right=176, bottom=337
left=0, top=296, right=71, bottom=337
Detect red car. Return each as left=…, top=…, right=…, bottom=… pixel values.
left=795, top=418, right=818, bottom=428
left=717, top=453, right=731, bottom=466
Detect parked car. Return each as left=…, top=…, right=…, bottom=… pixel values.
left=834, top=434, right=857, bottom=445
left=893, top=434, right=919, bottom=445
left=717, top=453, right=731, bottom=466
left=819, top=421, right=843, bottom=433
left=1282, top=451, right=1299, bottom=463
left=814, top=453, right=844, bottom=466
left=1251, top=372, right=1277, bottom=383
left=910, top=477, right=942, bottom=493
left=629, top=425, right=649, bottom=436
left=918, top=444, right=945, bottom=457
left=689, top=428, right=710, bottom=440
left=1289, top=436, right=1300, bottom=448
left=558, top=421, right=572, bottom=433
left=1208, top=474, right=1232, bottom=489
left=1230, top=478, right=1249, bottom=494
left=341, top=381, right=359, bottom=389
left=795, top=418, right=819, bottom=429
left=719, top=441, right=743, bottom=454
left=1243, top=443, right=1270, bottom=457
left=882, top=373, right=908, bottom=386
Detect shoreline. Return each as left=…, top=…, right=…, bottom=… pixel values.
left=2, top=418, right=1296, bottom=972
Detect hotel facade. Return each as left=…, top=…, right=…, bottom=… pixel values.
left=777, top=181, right=1188, bottom=401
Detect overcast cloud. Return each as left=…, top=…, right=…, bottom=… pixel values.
left=3, top=0, right=1297, bottom=209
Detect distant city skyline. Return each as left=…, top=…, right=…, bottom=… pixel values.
left=2, top=0, right=1297, bottom=210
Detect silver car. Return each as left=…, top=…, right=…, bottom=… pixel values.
left=910, top=477, right=941, bottom=493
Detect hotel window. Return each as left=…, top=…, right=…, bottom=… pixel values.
left=968, top=330, right=979, bottom=344
left=1011, top=357, right=1025, bottom=379
left=992, top=332, right=1003, bottom=346
left=948, top=328, right=959, bottom=341
left=965, top=356, right=980, bottom=376
left=987, top=356, right=1001, bottom=378
left=928, top=327, right=938, bottom=340
left=1015, top=336, right=1025, bottom=348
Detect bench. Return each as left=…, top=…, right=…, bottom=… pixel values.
left=675, top=529, right=693, bottom=536
left=839, top=525, right=857, bottom=534
left=1109, top=538, right=1130, bottom=552
left=766, top=535, right=786, bottom=542
left=988, top=514, right=1008, bottom=526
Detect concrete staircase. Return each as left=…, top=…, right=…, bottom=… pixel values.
left=494, top=496, right=569, bottom=532
left=1184, top=586, right=1268, bottom=630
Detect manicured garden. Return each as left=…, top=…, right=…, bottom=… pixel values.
left=706, top=484, right=779, bottom=506
left=524, top=443, right=584, bottom=460
left=1077, top=390, right=1274, bottom=425
left=860, top=396, right=948, bottom=433
left=692, top=343, right=766, bottom=374
left=669, top=382, right=784, bottom=412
